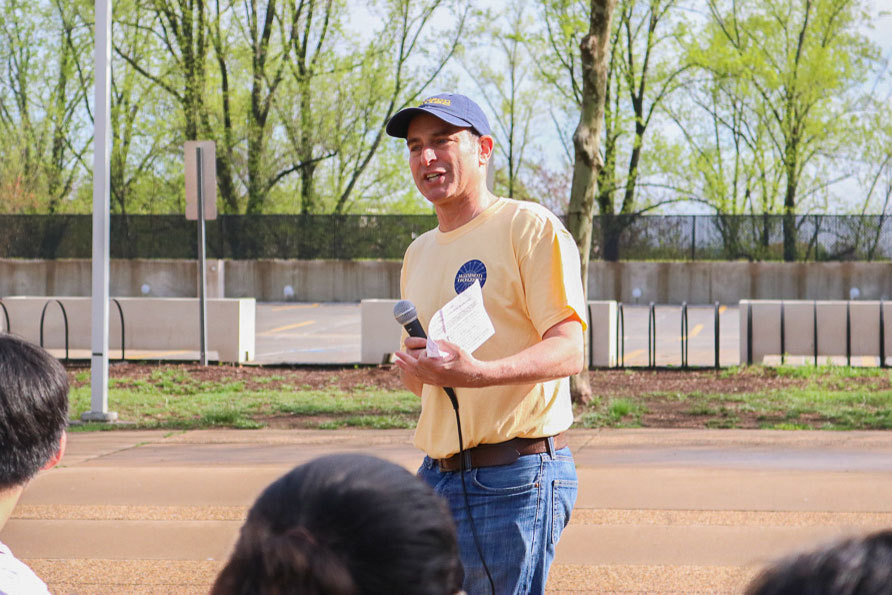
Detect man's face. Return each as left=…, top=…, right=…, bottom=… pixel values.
left=406, top=113, right=483, bottom=206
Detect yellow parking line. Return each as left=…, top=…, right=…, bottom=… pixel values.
left=622, top=348, right=646, bottom=363
left=126, top=350, right=191, bottom=358
left=271, top=303, right=319, bottom=312
left=259, top=320, right=315, bottom=336
left=681, top=323, right=704, bottom=340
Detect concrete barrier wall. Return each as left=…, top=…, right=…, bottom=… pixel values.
left=588, top=261, right=892, bottom=304
left=0, top=259, right=225, bottom=298
left=3, top=259, right=891, bottom=303
left=360, top=300, right=404, bottom=364
left=0, top=296, right=254, bottom=363
left=225, top=260, right=400, bottom=302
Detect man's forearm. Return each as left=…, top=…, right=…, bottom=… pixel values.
left=480, top=327, right=583, bottom=386
left=394, top=317, right=584, bottom=390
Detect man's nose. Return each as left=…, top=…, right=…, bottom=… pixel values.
left=421, top=147, right=436, bottom=165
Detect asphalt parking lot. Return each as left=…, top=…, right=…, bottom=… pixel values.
left=253, top=302, right=742, bottom=367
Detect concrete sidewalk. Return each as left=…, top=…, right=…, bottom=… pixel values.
left=3, top=429, right=892, bottom=593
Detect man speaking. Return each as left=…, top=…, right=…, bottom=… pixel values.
left=388, top=93, right=587, bottom=594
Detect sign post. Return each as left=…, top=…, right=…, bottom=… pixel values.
left=185, top=141, right=217, bottom=365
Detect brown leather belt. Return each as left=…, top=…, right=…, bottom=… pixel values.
left=436, top=432, right=568, bottom=473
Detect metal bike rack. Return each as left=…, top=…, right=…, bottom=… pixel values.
left=616, top=302, right=625, bottom=368
left=779, top=301, right=786, bottom=364
left=647, top=302, right=656, bottom=368
left=619, top=301, right=721, bottom=369
left=39, top=299, right=70, bottom=363
left=0, top=300, right=9, bottom=334
left=746, top=301, right=753, bottom=365
left=813, top=300, right=819, bottom=366
left=111, top=298, right=126, bottom=361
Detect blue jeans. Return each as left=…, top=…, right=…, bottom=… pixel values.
left=418, top=446, right=578, bottom=595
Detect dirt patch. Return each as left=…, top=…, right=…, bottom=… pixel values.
left=587, top=368, right=807, bottom=398
left=66, top=363, right=891, bottom=430
left=68, top=362, right=407, bottom=393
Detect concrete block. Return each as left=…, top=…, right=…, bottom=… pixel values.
left=850, top=302, right=882, bottom=357
left=783, top=301, right=815, bottom=356
left=589, top=301, right=617, bottom=367
left=815, top=302, right=846, bottom=356
left=360, top=299, right=402, bottom=364
left=739, top=300, right=781, bottom=364
left=0, top=296, right=254, bottom=363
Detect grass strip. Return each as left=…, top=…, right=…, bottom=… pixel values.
left=67, top=365, right=892, bottom=431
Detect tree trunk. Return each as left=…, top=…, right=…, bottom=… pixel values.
left=600, top=212, right=621, bottom=262
left=782, top=168, right=798, bottom=261
left=566, top=0, right=617, bottom=405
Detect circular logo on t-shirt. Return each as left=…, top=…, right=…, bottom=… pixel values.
left=454, top=259, right=487, bottom=294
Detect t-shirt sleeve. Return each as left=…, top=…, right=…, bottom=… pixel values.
left=517, top=210, right=588, bottom=336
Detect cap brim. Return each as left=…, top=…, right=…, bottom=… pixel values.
left=385, top=105, right=478, bottom=138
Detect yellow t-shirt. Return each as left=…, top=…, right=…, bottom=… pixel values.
left=400, top=197, right=588, bottom=459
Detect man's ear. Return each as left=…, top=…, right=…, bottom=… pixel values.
left=478, top=135, right=494, bottom=166
left=41, top=431, right=66, bottom=471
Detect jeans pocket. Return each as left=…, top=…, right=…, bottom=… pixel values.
left=472, top=456, right=543, bottom=494
left=551, top=478, right=578, bottom=544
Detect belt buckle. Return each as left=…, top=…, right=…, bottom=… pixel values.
left=437, top=450, right=472, bottom=472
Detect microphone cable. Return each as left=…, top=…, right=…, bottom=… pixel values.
left=444, top=386, right=496, bottom=595
left=393, top=300, right=494, bottom=594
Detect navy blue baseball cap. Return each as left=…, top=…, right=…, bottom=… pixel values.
left=386, top=93, right=492, bottom=138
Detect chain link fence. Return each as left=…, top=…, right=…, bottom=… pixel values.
left=1, top=214, right=890, bottom=261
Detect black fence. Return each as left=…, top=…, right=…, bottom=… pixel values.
left=1, top=214, right=890, bottom=261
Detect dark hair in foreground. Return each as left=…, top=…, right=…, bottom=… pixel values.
left=746, top=529, right=892, bottom=595
left=212, top=454, right=463, bottom=595
left=0, top=334, right=69, bottom=490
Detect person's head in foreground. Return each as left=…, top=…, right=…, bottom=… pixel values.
left=746, top=529, right=892, bottom=595
left=211, top=454, right=463, bottom=595
left=0, top=333, right=69, bottom=595
left=0, top=333, right=69, bottom=501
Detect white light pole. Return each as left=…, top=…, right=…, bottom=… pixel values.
left=85, top=0, right=117, bottom=422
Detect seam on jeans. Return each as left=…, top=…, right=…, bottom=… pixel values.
left=518, top=456, right=545, bottom=594
left=551, top=479, right=578, bottom=544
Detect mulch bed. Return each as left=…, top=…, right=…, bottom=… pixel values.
left=66, top=363, right=890, bottom=429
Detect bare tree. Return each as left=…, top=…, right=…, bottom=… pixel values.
left=566, top=0, right=616, bottom=404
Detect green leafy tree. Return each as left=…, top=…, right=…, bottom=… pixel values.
left=324, top=0, right=467, bottom=215
left=0, top=0, right=92, bottom=214
left=459, top=3, right=538, bottom=201
left=538, top=0, right=689, bottom=260
left=110, top=0, right=175, bottom=216
left=689, top=0, right=879, bottom=260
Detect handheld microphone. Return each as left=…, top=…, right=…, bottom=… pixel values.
left=393, top=300, right=458, bottom=410
left=393, top=300, right=427, bottom=339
